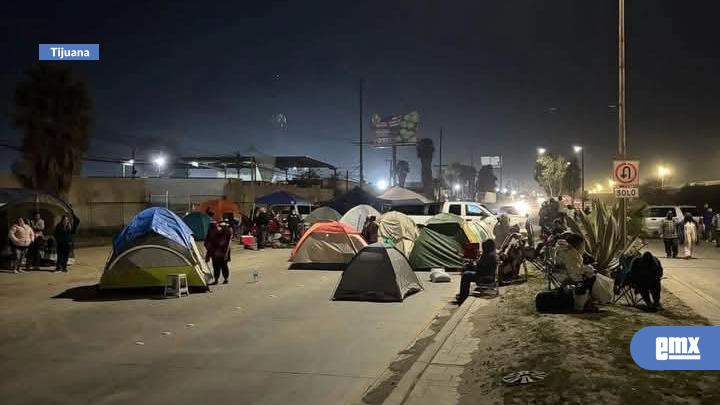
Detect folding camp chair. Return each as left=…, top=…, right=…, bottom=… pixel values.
left=612, top=255, right=642, bottom=306
left=472, top=261, right=499, bottom=297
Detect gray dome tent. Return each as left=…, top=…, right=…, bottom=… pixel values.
left=332, top=243, right=423, bottom=302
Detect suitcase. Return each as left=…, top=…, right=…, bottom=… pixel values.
left=535, top=290, right=574, bottom=313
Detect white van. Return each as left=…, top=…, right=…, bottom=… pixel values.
left=641, top=205, right=700, bottom=237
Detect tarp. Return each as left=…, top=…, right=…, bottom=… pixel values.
left=255, top=190, right=309, bottom=206
left=182, top=212, right=212, bottom=241
left=426, top=213, right=479, bottom=246
left=197, top=198, right=242, bottom=222
left=290, top=221, right=366, bottom=266
left=341, top=204, right=382, bottom=233
left=332, top=243, right=423, bottom=302
left=305, top=206, right=341, bottom=224
left=468, top=220, right=494, bottom=242
left=378, top=211, right=419, bottom=258
left=377, top=186, right=433, bottom=206
left=325, top=186, right=381, bottom=214
left=113, top=207, right=194, bottom=254
left=409, top=227, right=464, bottom=270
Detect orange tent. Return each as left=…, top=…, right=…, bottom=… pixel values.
left=196, top=198, right=243, bottom=222
left=290, top=221, right=366, bottom=266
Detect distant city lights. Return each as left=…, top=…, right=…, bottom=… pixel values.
left=376, top=179, right=388, bottom=191
left=453, top=183, right=461, bottom=191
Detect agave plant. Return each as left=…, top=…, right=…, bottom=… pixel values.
left=565, top=200, right=638, bottom=271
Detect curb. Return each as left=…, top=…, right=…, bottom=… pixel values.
left=381, top=296, right=479, bottom=405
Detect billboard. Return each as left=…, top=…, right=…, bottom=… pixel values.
left=372, top=111, right=419, bottom=146
left=480, top=156, right=503, bottom=169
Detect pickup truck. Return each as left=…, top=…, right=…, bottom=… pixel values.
left=403, top=201, right=498, bottom=228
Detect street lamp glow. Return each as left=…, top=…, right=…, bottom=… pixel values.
left=510, top=190, right=517, bottom=196
left=190, top=161, right=199, bottom=167
left=494, top=187, right=500, bottom=193
left=658, top=165, right=670, bottom=177
left=122, top=159, right=134, bottom=166
left=501, top=187, right=508, bottom=194
left=376, top=179, right=388, bottom=191
left=153, top=155, right=167, bottom=168
left=537, top=147, right=547, bottom=155
left=573, top=145, right=583, bottom=153
left=453, top=183, right=461, bottom=191
left=608, top=179, right=616, bottom=187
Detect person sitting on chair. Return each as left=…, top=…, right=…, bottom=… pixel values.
left=555, top=233, right=597, bottom=311
left=456, top=239, right=497, bottom=304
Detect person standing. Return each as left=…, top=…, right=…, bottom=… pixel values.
left=205, top=221, right=233, bottom=284
left=713, top=211, right=720, bottom=248
left=682, top=212, right=699, bottom=259
left=702, top=204, right=714, bottom=241
left=361, top=215, right=379, bottom=244
left=8, top=217, right=34, bottom=273
left=286, top=207, right=301, bottom=243
left=54, top=215, right=73, bottom=272
left=254, top=207, right=270, bottom=250
left=660, top=210, right=679, bottom=258
left=29, top=212, right=45, bottom=269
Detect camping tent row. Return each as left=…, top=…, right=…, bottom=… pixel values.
left=288, top=211, right=492, bottom=272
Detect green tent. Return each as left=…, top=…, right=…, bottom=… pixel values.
left=182, top=212, right=212, bottom=241
left=304, top=206, right=342, bottom=225
left=408, top=227, right=464, bottom=270
left=425, top=213, right=479, bottom=246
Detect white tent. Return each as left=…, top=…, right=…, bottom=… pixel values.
left=377, top=186, right=433, bottom=206
left=340, top=204, right=381, bottom=232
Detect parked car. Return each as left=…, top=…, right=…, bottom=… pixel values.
left=641, top=205, right=700, bottom=237
left=406, top=201, right=497, bottom=229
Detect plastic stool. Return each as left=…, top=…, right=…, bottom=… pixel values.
left=164, top=274, right=190, bottom=298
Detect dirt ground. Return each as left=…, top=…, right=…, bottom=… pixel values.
left=457, top=270, right=720, bottom=405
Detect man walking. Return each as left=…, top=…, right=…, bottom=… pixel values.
left=702, top=204, right=714, bottom=241
left=286, top=207, right=301, bottom=243
left=660, top=210, right=679, bottom=258
left=712, top=211, right=720, bottom=248
left=54, top=215, right=73, bottom=272
left=254, top=207, right=270, bottom=250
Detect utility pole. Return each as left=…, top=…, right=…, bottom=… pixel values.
left=580, top=147, right=585, bottom=210
left=618, top=0, right=628, bottom=248
left=438, top=127, right=443, bottom=180
left=359, top=79, right=364, bottom=186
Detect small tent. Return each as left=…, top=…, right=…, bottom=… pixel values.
left=340, top=204, right=382, bottom=233
left=325, top=186, right=380, bottom=214
left=182, top=212, right=212, bottom=241
left=197, top=198, right=243, bottom=222
left=378, top=211, right=419, bottom=258
left=425, top=213, right=479, bottom=246
left=409, top=227, right=465, bottom=270
left=304, top=206, right=342, bottom=225
left=100, top=207, right=213, bottom=289
left=289, top=221, right=366, bottom=269
left=332, top=243, right=423, bottom=302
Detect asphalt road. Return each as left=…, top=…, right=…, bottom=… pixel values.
left=0, top=246, right=457, bottom=405
left=647, top=239, right=720, bottom=325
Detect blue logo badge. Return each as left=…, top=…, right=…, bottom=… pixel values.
left=39, top=44, right=99, bottom=61
left=631, top=326, right=720, bottom=370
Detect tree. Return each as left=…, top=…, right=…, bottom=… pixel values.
left=13, top=63, right=91, bottom=196
left=476, top=165, right=497, bottom=193
left=534, top=153, right=567, bottom=197
left=416, top=138, right=435, bottom=196
left=395, top=160, right=410, bottom=187
left=563, top=157, right=581, bottom=198
left=447, top=162, right=477, bottom=199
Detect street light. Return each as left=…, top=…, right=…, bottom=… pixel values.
left=376, top=179, right=388, bottom=191
left=153, top=155, right=167, bottom=176
left=537, top=147, right=547, bottom=156
left=658, top=165, right=670, bottom=188
left=573, top=145, right=585, bottom=210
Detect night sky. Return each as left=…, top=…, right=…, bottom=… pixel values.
left=1, top=0, right=719, bottom=188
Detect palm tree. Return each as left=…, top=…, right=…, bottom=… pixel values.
left=416, top=138, right=434, bottom=196
left=13, top=63, right=91, bottom=196
left=395, top=160, right=410, bottom=187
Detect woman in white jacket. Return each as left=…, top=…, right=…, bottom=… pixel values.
left=682, top=213, right=698, bottom=259
left=8, top=217, right=34, bottom=273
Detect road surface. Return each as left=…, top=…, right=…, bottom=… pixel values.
left=0, top=246, right=457, bottom=405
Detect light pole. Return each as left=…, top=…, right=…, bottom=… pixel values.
left=617, top=0, right=628, bottom=248
left=153, top=155, right=167, bottom=177
left=573, top=145, right=584, bottom=209
left=658, top=166, right=669, bottom=189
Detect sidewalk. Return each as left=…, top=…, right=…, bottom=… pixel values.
left=392, top=264, right=720, bottom=405
left=647, top=239, right=720, bottom=325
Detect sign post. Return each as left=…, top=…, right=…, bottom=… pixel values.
left=613, top=160, right=639, bottom=199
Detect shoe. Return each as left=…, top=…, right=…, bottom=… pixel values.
left=222, top=279, right=229, bottom=284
